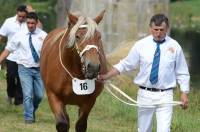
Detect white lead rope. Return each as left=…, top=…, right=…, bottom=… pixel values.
left=105, top=81, right=182, bottom=107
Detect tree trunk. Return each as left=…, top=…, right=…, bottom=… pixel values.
left=56, top=0, right=73, bottom=27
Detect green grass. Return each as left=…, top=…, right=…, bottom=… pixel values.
left=0, top=70, right=200, bottom=132
left=170, top=0, right=200, bottom=31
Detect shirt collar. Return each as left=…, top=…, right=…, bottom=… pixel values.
left=151, top=35, right=166, bottom=44
left=153, top=38, right=166, bottom=44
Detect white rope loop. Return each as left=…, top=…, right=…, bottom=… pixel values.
left=59, top=28, right=74, bottom=78
left=105, top=81, right=182, bottom=107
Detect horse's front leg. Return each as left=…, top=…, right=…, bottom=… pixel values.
left=75, top=100, right=96, bottom=132
left=47, top=92, right=70, bottom=132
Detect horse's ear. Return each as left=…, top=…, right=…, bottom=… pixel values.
left=68, top=12, right=78, bottom=25
left=94, top=10, right=105, bottom=24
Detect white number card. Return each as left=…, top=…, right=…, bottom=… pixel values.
left=72, top=78, right=95, bottom=95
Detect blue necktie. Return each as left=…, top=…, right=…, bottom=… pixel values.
left=29, top=33, right=39, bottom=63
left=149, top=39, right=165, bottom=84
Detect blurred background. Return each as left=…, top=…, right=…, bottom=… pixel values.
left=0, top=0, right=199, bottom=84
left=0, top=0, right=199, bottom=131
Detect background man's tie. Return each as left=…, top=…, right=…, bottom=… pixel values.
left=29, top=33, right=39, bottom=63
left=149, top=39, right=165, bottom=84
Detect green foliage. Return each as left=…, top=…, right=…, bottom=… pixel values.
left=171, top=0, right=190, bottom=2
left=0, top=0, right=25, bottom=25
left=0, top=0, right=56, bottom=32
left=25, top=0, right=57, bottom=31
left=170, top=0, right=200, bottom=31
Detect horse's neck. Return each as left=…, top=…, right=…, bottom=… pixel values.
left=61, top=47, right=83, bottom=77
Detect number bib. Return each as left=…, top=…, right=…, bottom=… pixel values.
left=72, top=78, right=95, bottom=95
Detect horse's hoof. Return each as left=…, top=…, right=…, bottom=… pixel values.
left=56, top=122, right=69, bottom=132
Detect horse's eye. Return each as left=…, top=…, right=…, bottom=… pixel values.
left=76, top=35, right=81, bottom=41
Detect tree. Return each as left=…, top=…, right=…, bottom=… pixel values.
left=55, top=0, right=73, bottom=27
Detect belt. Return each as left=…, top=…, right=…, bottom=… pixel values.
left=139, top=86, right=173, bottom=92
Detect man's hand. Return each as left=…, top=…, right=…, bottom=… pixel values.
left=97, top=74, right=109, bottom=81
left=180, top=92, right=189, bottom=109
left=0, top=49, right=10, bottom=64
left=97, top=67, right=120, bottom=82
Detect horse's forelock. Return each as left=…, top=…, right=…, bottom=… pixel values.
left=68, top=16, right=85, bottom=48
left=67, top=16, right=98, bottom=48
left=84, top=17, right=98, bottom=40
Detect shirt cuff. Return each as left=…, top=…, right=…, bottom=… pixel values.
left=113, top=63, right=124, bottom=73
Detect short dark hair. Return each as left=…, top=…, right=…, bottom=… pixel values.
left=149, top=14, right=169, bottom=27
left=16, top=4, right=28, bottom=13
left=27, top=12, right=38, bottom=22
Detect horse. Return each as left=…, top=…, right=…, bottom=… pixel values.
left=40, top=10, right=107, bottom=132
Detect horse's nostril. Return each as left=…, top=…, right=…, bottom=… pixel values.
left=87, top=63, right=100, bottom=72
left=87, top=63, right=92, bottom=69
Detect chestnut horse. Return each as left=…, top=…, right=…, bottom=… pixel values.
left=40, top=11, right=107, bottom=132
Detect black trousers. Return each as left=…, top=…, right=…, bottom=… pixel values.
left=6, top=60, right=23, bottom=104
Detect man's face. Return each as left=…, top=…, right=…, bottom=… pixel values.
left=17, top=11, right=27, bottom=23
left=27, top=18, right=37, bottom=33
left=150, top=22, right=168, bottom=41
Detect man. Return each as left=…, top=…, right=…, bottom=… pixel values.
left=0, top=12, right=47, bottom=123
left=0, top=4, right=28, bottom=105
left=26, top=4, right=43, bottom=29
left=98, top=14, right=190, bottom=132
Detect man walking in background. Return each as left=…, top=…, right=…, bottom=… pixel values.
left=0, top=4, right=28, bottom=105
left=98, top=14, right=190, bottom=132
left=0, top=12, right=47, bottom=123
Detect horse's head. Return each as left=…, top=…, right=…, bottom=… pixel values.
left=67, top=11, right=105, bottom=79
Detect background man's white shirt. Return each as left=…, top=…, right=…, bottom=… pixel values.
left=6, top=27, right=47, bottom=68
left=0, top=15, right=27, bottom=61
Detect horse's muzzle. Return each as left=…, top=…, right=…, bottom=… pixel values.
left=85, top=63, right=100, bottom=79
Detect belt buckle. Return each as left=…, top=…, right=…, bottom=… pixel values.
left=158, top=89, right=162, bottom=92
left=149, top=88, right=154, bottom=91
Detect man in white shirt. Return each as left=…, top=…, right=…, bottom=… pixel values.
left=98, top=14, right=190, bottom=132
left=0, top=12, right=47, bottom=124
left=0, top=5, right=27, bottom=105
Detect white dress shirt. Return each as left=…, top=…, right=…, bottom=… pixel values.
left=0, top=15, right=27, bottom=61
left=114, top=35, right=190, bottom=93
left=6, top=27, right=47, bottom=68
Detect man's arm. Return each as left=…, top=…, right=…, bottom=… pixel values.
left=98, top=67, right=120, bottom=81
left=175, top=46, right=190, bottom=109
left=0, top=49, right=10, bottom=64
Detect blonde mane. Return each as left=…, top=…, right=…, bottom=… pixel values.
left=67, top=16, right=98, bottom=48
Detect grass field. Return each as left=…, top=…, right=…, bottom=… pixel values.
left=0, top=67, right=200, bottom=132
